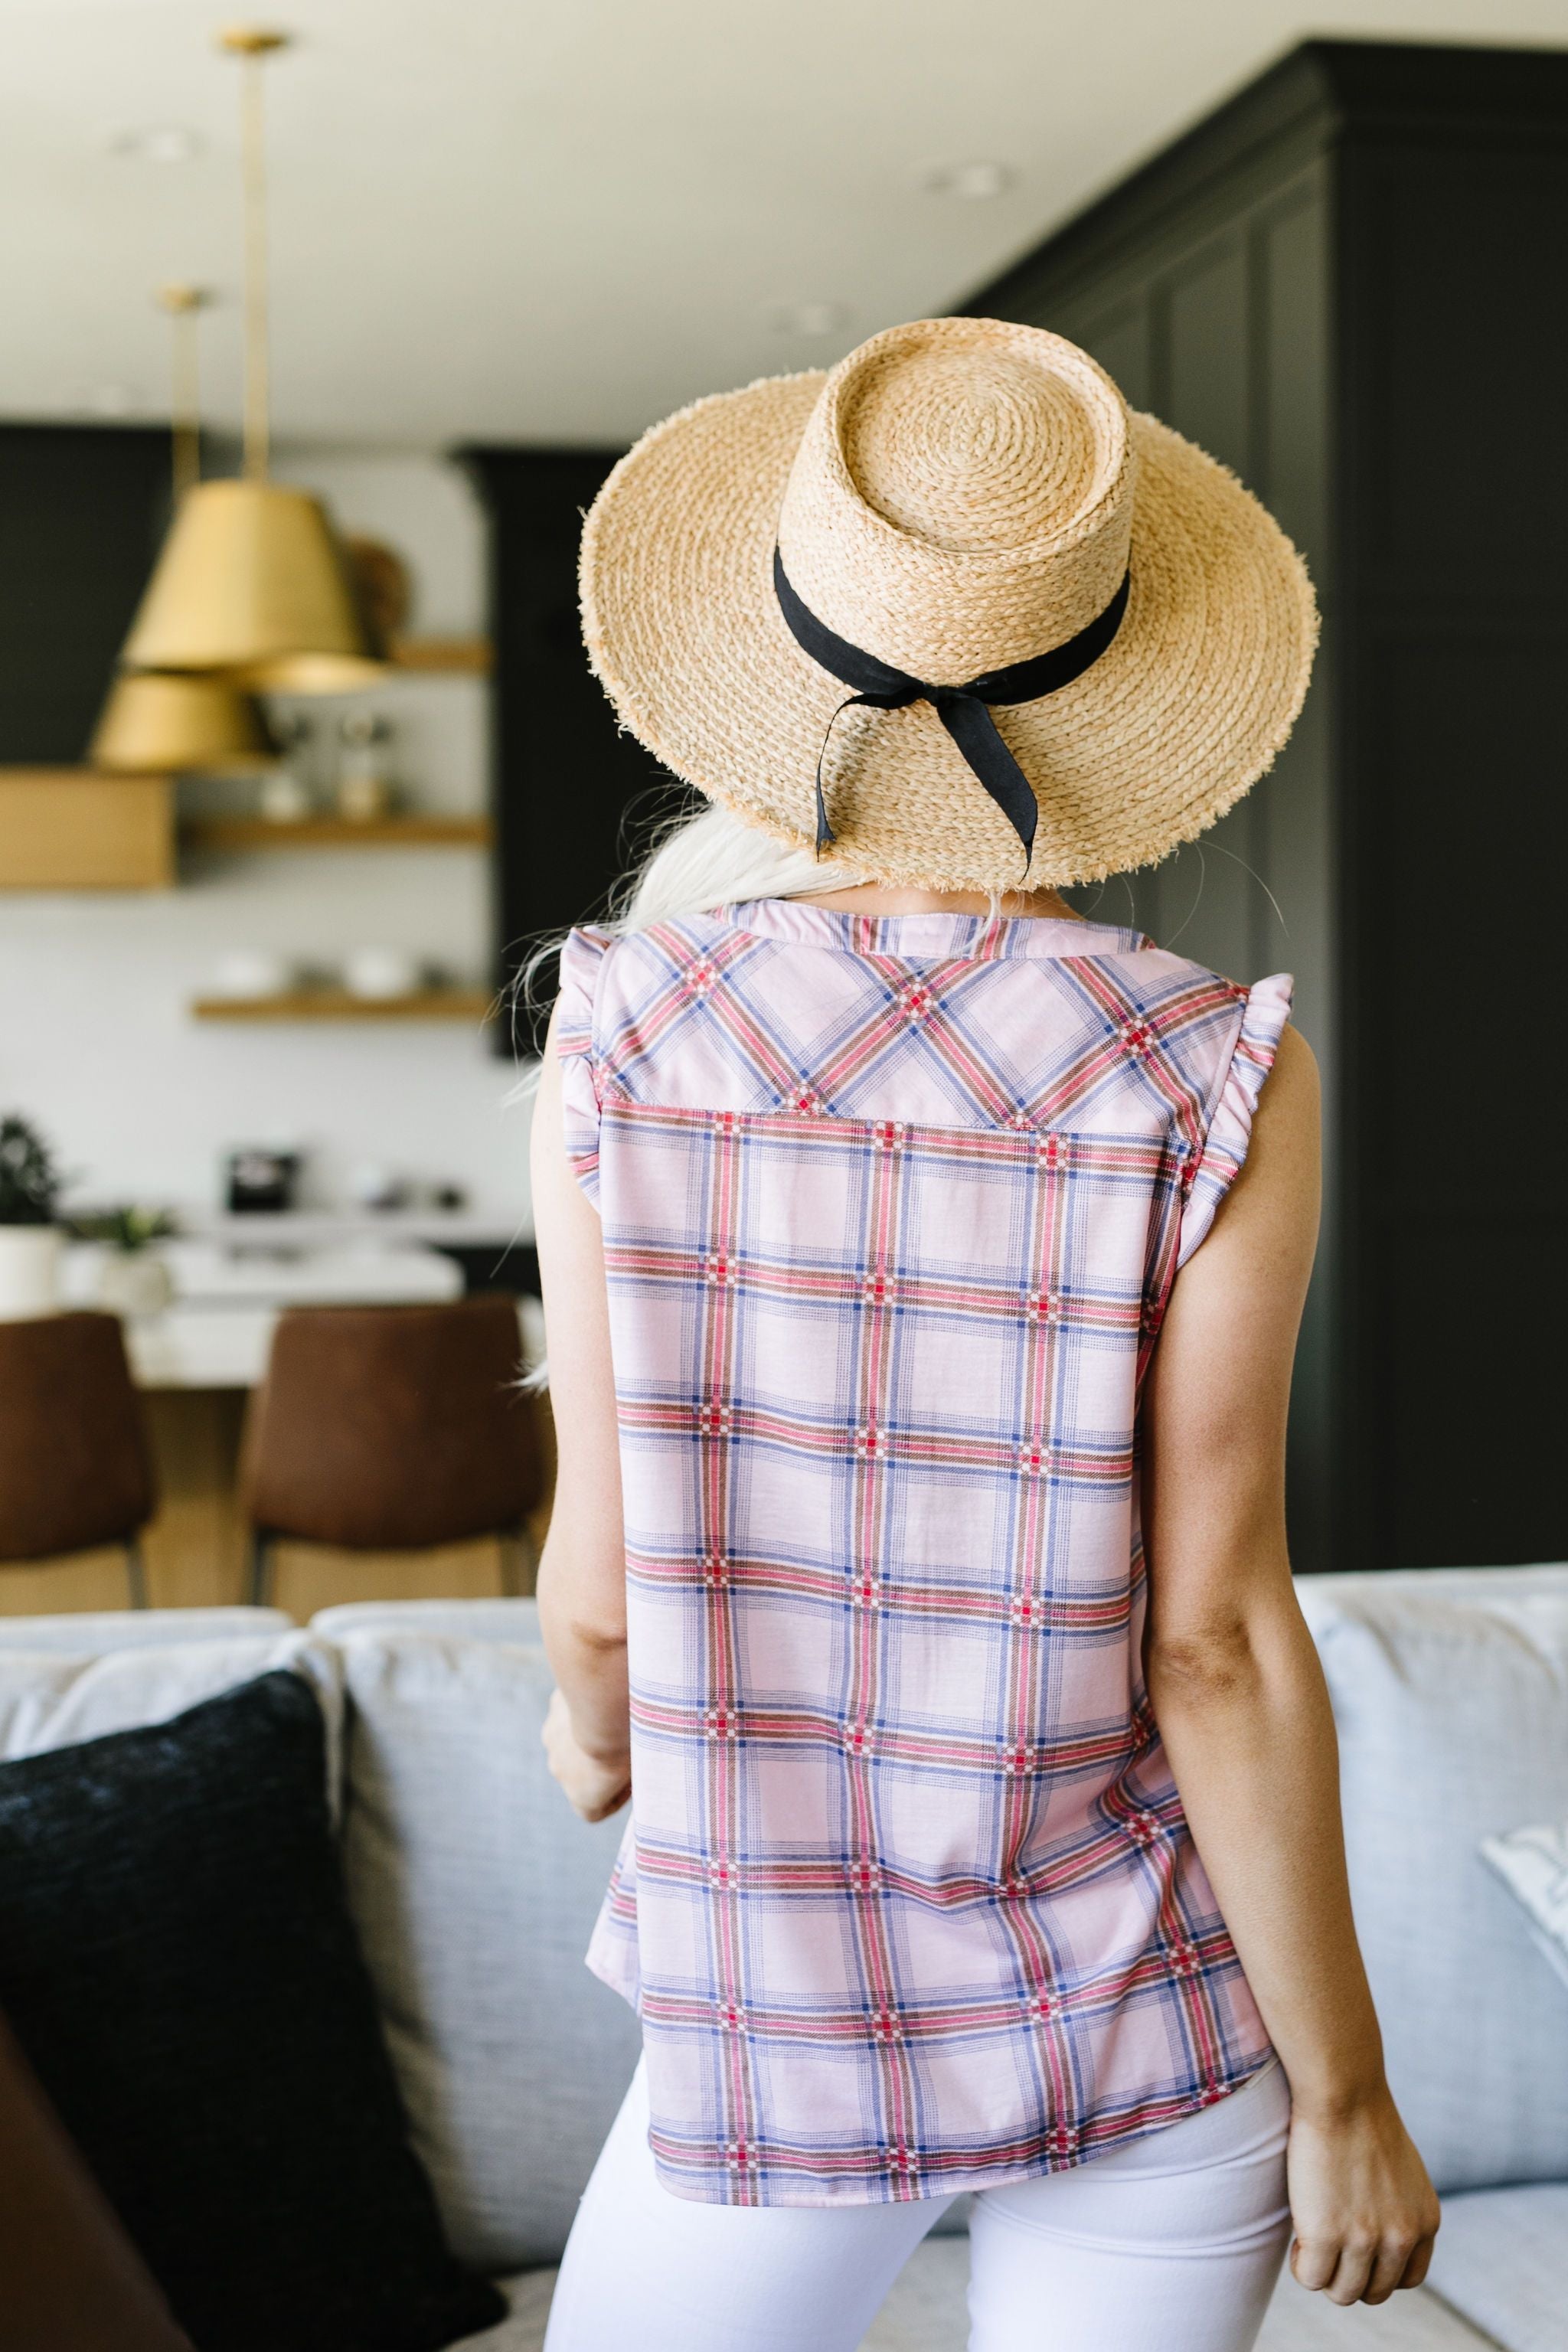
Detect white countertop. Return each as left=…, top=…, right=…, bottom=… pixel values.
left=60, top=1239, right=544, bottom=1389
left=175, top=1209, right=534, bottom=1251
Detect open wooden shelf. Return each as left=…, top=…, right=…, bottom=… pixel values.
left=0, top=768, right=173, bottom=890
left=387, top=636, right=492, bottom=675
left=182, top=814, right=492, bottom=851
left=191, top=988, right=495, bottom=1024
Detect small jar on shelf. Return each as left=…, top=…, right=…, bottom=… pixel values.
left=258, top=713, right=315, bottom=824
left=336, top=711, right=397, bottom=823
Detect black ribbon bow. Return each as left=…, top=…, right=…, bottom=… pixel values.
left=773, top=547, right=1131, bottom=869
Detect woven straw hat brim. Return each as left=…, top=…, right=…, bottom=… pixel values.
left=580, top=368, right=1318, bottom=892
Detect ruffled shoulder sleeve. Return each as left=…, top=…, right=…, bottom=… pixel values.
left=554, top=926, right=612, bottom=1207
left=1176, top=972, right=1295, bottom=1269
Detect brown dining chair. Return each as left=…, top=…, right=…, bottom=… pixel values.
left=0, top=1312, right=156, bottom=1607
left=239, top=1295, right=544, bottom=1606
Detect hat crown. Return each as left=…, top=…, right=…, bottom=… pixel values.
left=841, top=340, right=1123, bottom=555
left=777, top=318, right=1135, bottom=683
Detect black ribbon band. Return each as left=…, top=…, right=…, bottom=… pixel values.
left=773, top=547, right=1132, bottom=870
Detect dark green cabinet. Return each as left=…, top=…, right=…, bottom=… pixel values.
left=965, top=41, right=1568, bottom=1572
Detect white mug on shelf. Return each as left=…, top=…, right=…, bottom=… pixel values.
left=208, top=949, right=296, bottom=1001
left=343, top=946, right=423, bottom=1001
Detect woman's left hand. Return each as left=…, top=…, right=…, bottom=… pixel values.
left=541, top=1689, right=632, bottom=1822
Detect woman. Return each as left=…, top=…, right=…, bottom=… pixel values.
left=531, top=318, right=1439, bottom=2351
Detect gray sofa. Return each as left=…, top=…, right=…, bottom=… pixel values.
left=0, top=1565, right=1563, bottom=2351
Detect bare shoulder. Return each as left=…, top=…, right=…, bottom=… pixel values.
left=1148, top=1018, right=1321, bottom=1487
left=1194, top=1018, right=1321, bottom=1279
left=531, top=999, right=565, bottom=1108
left=1233, top=1021, right=1321, bottom=1194
left=1266, top=1021, right=1320, bottom=1107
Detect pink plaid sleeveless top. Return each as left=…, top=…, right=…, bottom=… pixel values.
left=556, top=899, right=1290, bottom=2207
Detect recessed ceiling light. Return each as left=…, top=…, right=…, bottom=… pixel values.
left=112, top=126, right=204, bottom=165
left=923, top=160, right=1015, bottom=200
left=763, top=299, right=849, bottom=337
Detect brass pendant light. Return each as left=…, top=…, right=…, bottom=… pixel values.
left=118, top=28, right=383, bottom=694
left=90, top=667, right=273, bottom=772
left=93, top=286, right=275, bottom=772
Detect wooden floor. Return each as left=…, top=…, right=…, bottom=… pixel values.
left=0, top=1387, right=556, bottom=1623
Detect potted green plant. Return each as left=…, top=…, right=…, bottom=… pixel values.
left=68, top=1206, right=178, bottom=1319
left=0, top=1115, right=64, bottom=1319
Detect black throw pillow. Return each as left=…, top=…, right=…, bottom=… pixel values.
left=0, top=1671, right=505, bottom=2352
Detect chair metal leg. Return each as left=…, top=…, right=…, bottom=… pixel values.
left=124, top=1536, right=149, bottom=1611
left=248, top=1529, right=273, bottom=1609
left=498, top=1525, right=537, bottom=1598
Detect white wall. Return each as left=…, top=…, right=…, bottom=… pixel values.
left=0, top=449, right=538, bottom=1225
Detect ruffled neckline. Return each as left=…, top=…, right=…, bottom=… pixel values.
left=725, top=898, right=1150, bottom=962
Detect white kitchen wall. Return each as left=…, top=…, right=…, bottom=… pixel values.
left=0, top=447, right=539, bottom=1225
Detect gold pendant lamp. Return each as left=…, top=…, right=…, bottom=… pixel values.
left=90, top=668, right=272, bottom=771
left=118, top=27, right=383, bottom=694
left=92, top=286, right=275, bottom=772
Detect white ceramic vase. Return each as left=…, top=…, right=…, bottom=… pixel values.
left=96, top=1250, right=175, bottom=1320
left=0, top=1226, right=61, bottom=1320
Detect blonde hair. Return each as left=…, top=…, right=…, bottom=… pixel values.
left=510, top=800, right=867, bottom=1063
left=608, top=798, right=867, bottom=929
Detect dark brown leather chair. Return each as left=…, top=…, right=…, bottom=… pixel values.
left=0, top=1313, right=156, bottom=1608
left=239, top=1295, right=544, bottom=1604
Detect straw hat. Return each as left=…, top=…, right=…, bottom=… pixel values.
left=580, top=315, right=1317, bottom=892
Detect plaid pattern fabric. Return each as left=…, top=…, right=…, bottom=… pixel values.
left=556, top=900, right=1292, bottom=2207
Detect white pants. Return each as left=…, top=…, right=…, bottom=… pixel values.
left=545, top=2057, right=1292, bottom=2352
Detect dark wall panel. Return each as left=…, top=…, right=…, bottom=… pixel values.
left=1073, top=302, right=1152, bottom=409
left=464, top=447, right=683, bottom=1055
left=1364, top=629, right=1568, bottom=1184
left=1258, top=181, right=1331, bottom=567
left=1361, top=629, right=1568, bottom=1563
left=1164, top=234, right=1251, bottom=475
left=1380, top=1214, right=1568, bottom=1566
left=1358, top=149, right=1568, bottom=599
left=0, top=425, right=168, bottom=760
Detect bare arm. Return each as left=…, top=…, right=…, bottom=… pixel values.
left=1143, top=1025, right=1439, bottom=2307
left=528, top=1002, right=632, bottom=1821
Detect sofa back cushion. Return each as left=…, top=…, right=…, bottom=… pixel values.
left=1297, top=1565, right=1568, bottom=2193
left=0, top=1607, right=296, bottom=1655
left=0, top=1628, right=344, bottom=1808
left=330, top=1618, right=642, bottom=2272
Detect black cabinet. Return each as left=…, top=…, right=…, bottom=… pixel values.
left=0, top=424, right=168, bottom=761
left=964, top=40, right=1568, bottom=1571
left=462, top=448, right=683, bottom=1054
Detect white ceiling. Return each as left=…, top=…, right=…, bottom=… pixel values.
left=2, top=0, right=1565, bottom=451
